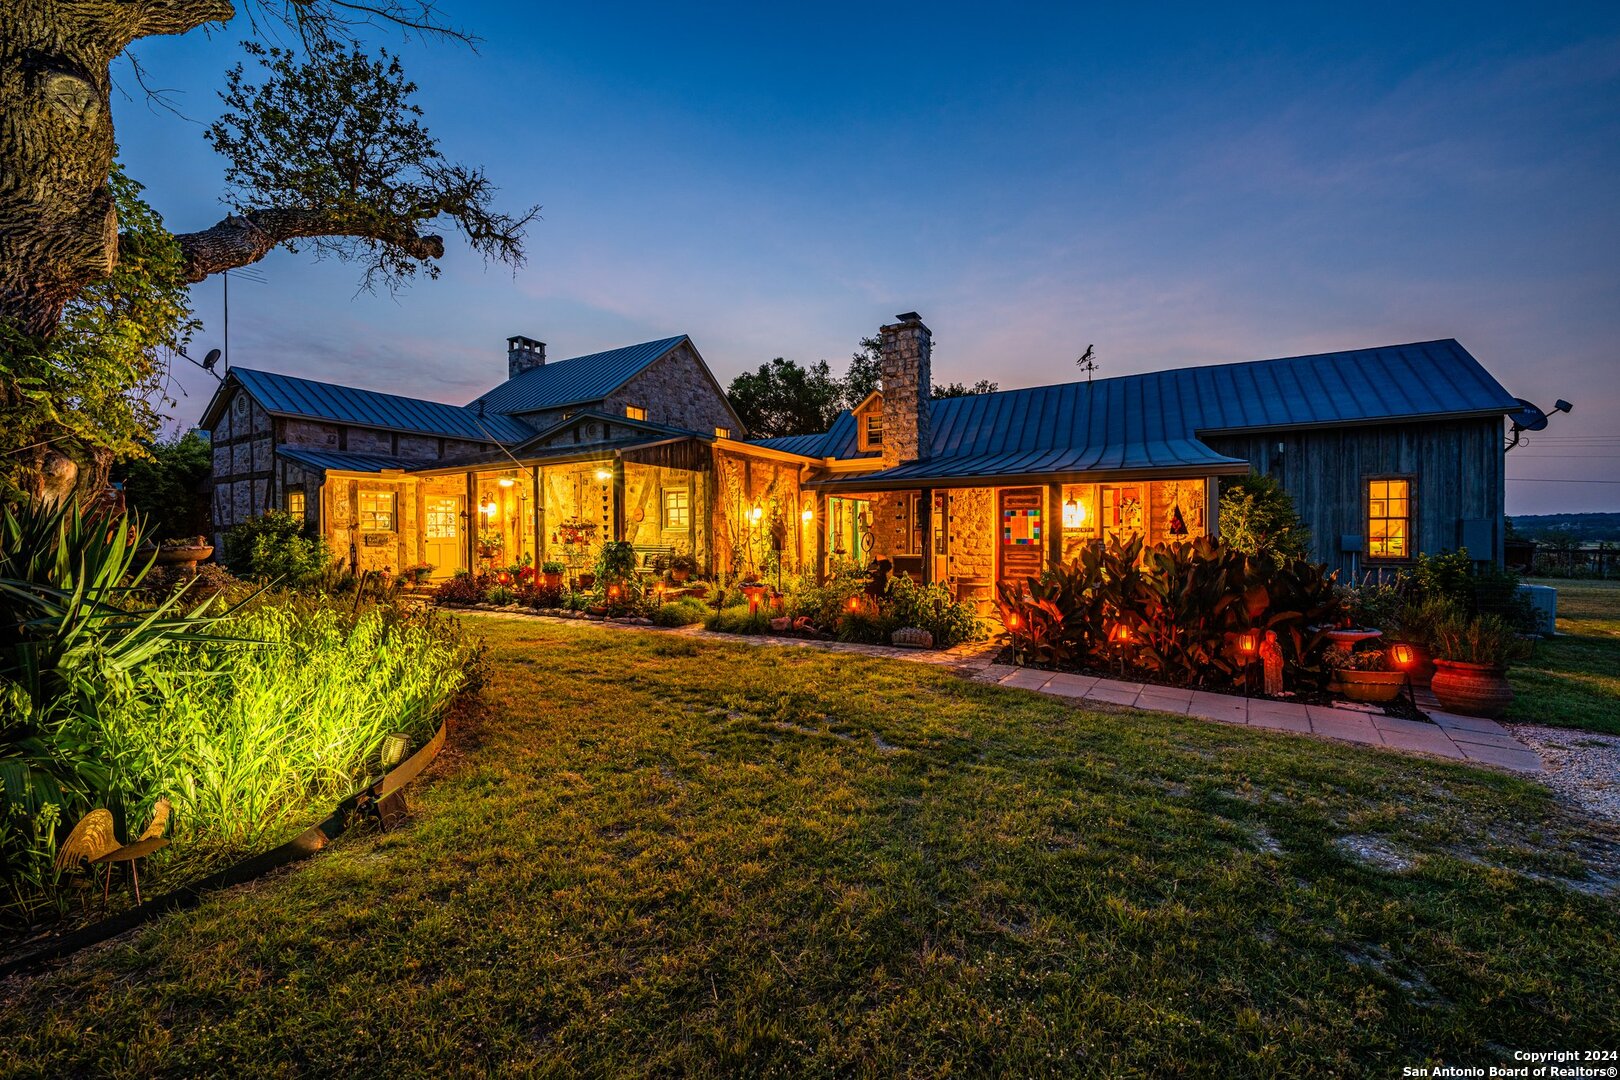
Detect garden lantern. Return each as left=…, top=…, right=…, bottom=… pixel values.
left=1238, top=629, right=1261, bottom=658
left=1109, top=622, right=1133, bottom=645
left=1390, top=643, right=1414, bottom=668
left=847, top=596, right=861, bottom=613
left=608, top=584, right=621, bottom=599
left=1004, top=611, right=1021, bottom=631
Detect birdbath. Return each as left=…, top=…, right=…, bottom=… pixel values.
left=1324, top=627, right=1382, bottom=649
left=155, top=540, right=214, bottom=574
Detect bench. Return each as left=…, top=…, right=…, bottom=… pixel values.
left=633, top=544, right=676, bottom=580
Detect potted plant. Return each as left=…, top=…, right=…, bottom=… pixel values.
left=1388, top=595, right=1458, bottom=687
left=668, top=549, right=697, bottom=584
left=1430, top=614, right=1531, bottom=719
left=401, top=562, right=434, bottom=588
left=1323, top=646, right=1406, bottom=703
left=541, top=560, right=566, bottom=589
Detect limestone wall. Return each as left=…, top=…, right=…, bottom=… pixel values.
left=607, top=341, right=741, bottom=436
left=712, top=450, right=804, bottom=579
left=947, top=487, right=995, bottom=580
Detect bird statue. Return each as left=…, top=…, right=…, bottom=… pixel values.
left=54, top=799, right=172, bottom=908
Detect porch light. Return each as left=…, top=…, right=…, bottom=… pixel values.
left=1063, top=494, right=1087, bottom=529
left=801, top=508, right=813, bottom=522
left=750, top=506, right=763, bottom=522
left=595, top=469, right=612, bottom=481
left=1390, top=643, right=1414, bottom=668
left=497, top=477, right=515, bottom=487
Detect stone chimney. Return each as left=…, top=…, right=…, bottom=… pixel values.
left=878, top=311, right=932, bottom=468
left=507, top=335, right=545, bottom=379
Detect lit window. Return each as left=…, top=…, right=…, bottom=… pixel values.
left=625, top=405, right=647, bottom=421
left=359, top=491, right=395, bottom=532
left=1367, top=479, right=1411, bottom=559
left=663, top=488, right=690, bottom=530
left=714, top=426, right=731, bottom=439
left=860, top=413, right=884, bottom=451
left=286, top=490, right=306, bottom=517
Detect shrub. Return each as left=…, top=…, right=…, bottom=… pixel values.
left=518, top=583, right=565, bottom=609
left=1344, top=580, right=1406, bottom=633
left=432, top=571, right=491, bottom=606
left=996, top=535, right=1343, bottom=690
left=540, top=560, right=567, bottom=575
left=594, top=541, right=638, bottom=584
left=1389, top=594, right=1463, bottom=650
left=221, top=510, right=331, bottom=588
left=651, top=599, right=709, bottom=627
left=486, top=585, right=517, bottom=606
left=1218, top=473, right=1310, bottom=564
left=884, top=575, right=983, bottom=648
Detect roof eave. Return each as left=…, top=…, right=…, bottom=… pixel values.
left=1195, top=406, right=1513, bottom=438
left=810, top=460, right=1251, bottom=493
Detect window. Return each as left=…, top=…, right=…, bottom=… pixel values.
left=1367, top=478, right=1411, bottom=559
left=714, top=426, right=731, bottom=439
left=286, top=490, right=306, bottom=517
left=624, top=404, right=647, bottom=421
left=425, top=498, right=458, bottom=540
left=663, top=488, right=690, bottom=530
left=359, top=491, right=395, bottom=532
left=859, top=412, right=884, bottom=451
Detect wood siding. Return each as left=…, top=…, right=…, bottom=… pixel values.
left=1204, top=417, right=1505, bottom=580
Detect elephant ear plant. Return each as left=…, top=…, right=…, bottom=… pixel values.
left=0, top=498, right=229, bottom=896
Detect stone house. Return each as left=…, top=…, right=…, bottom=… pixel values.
left=201, top=313, right=1520, bottom=593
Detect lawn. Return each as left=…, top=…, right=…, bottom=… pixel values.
left=1507, top=578, right=1620, bottom=735
left=1, top=618, right=1615, bottom=1076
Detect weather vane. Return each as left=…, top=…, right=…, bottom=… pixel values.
left=1075, top=344, right=1097, bottom=382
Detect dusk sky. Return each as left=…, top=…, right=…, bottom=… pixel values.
left=118, top=1, right=1619, bottom=514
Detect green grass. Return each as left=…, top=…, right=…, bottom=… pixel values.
left=1, top=618, right=1615, bottom=1076
left=1506, top=578, right=1620, bottom=734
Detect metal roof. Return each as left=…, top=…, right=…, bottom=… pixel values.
left=469, top=336, right=689, bottom=415
left=797, top=339, right=1516, bottom=488
left=275, top=447, right=416, bottom=473
left=224, top=368, right=533, bottom=444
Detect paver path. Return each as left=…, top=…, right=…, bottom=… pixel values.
left=456, top=607, right=1544, bottom=773
left=974, top=663, right=1543, bottom=773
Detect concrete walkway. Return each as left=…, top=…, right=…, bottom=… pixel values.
left=457, top=607, right=1544, bottom=773
left=975, top=663, right=1543, bottom=773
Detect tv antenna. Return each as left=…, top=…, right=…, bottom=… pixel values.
left=1505, top=396, right=1573, bottom=451
left=1075, top=344, right=1098, bottom=382
left=221, top=264, right=268, bottom=370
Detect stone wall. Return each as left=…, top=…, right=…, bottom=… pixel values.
left=712, top=450, right=804, bottom=579
left=947, top=487, right=995, bottom=580
left=607, top=341, right=742, bottom=437
left=326, top=476, right=420, bottom=574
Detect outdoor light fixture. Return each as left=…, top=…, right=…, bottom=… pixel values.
left=595, top=469, right=612, bottom=481
left=497, top=477, right=515, bottom=487
left=847, top=596, right=861, bottom=612
left=1390, top=643, right=1414, bottom=667
left=480, top=501, right=498, bottom=517
left=1062, top=495, right=1087, bottom=529
left=801, top=508, right=813, bottom=522
left=1109, top=623, right=1133, bottom=644
left=608, top=584, right=621, bottom=598
left=1239, top=629, right=1261, bottom=656
left=750, top=506, right=763, bottom=522
left=1005, top=611, right=1021, bottom=630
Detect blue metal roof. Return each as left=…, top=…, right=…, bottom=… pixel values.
left=796, top=339, right=1516, bottom=487
left=225, top=368, right=533, bottom=444
left=469, top=336, right=689, bottom=415
left=275, top=447, right=416, bottom=473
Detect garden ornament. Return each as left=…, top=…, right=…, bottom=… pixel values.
left=1260, top=631, right=1284, bottom=696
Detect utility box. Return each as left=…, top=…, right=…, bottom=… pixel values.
left=1518, top=584, right=1558, bottom=636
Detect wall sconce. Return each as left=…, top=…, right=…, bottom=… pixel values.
left=1062, top=494, right=1087, bottom=529
left=595, top=469, right=613, bottom=481
left=801, top=508, right=814, bottom=522
left=480, top=501, right=498, bottom=517
left=498, top=477, right=515, bottom=487
left=750, top=506, right=763, bottom=523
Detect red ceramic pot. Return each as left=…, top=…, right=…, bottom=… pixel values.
left=1431, top=659, right=1513, bottom=719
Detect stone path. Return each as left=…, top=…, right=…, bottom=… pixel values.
left=457, top=606, right=1544, bottom=773
left=973, top=663, right=1543, bottom=773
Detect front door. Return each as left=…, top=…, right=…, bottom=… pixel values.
left=997, top=487, right=1044, bottom=587
left=424, top=496, right=465, bottom=578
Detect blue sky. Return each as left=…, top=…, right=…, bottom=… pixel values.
left=118, top=1, right=1620, bottom=513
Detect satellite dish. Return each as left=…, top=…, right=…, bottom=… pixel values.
left=202, top=348, right=221, bottom=371
left=1510, top=398, right=1549, bottom=432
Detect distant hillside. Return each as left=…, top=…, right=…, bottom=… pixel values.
left=1508, top=513, right=1620, bottom=544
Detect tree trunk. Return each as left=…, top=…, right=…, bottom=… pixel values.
left=0, top=0, right=233, bottom=338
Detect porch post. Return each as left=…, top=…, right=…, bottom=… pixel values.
left=465, top=471, right=477, bottom=572
left=611, top=457, right=626, bottom=543
left=814, top=491, right=828, bottom=583
left=1046, top=481, right=1063, bottom=571
left=918, top=487, right=933, bottom=584
left=532, top=466, right=544, bottom=568
left=1206, top=476, right=1220, bottom=541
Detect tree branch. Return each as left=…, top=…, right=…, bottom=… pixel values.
left=168, top=208, right=442, bottom=281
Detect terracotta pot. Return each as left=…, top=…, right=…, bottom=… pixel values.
left=671, top=567, right=691, bottom=583
left=543, top=571, right=563, bottom=589
left=1431, top=659, right=1513, bottom=719
left=1332, top=669, right=1407, bottom=704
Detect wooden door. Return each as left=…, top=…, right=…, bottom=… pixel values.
left=424, top=495, right=464, bottom=578
left=997, top=487, right=1044, bottom=587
